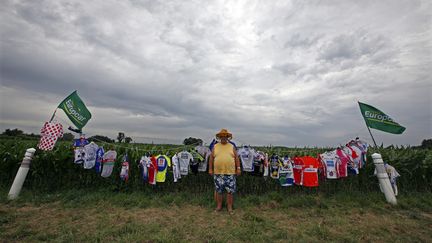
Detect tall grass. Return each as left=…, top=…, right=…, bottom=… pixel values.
left=1, top=138, right=431, bottom=193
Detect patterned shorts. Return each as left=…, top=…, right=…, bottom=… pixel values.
left=214, top=175, right=236, bottom=194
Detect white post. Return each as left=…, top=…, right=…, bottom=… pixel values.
left=8, top=148, right=36, bottom=200
left=372, top=153, right=397, bottom=205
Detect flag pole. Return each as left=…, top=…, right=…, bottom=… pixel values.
left=366, top=125, right=378, bottom=148
left=49, top=108, right=58, bottom=122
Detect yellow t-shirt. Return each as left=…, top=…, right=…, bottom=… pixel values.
left=213, top=143, right=235, bottom=175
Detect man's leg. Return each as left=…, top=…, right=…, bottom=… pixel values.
left=226, top=193, right=234, bottom=212
left=214, top=175, right=223, bottom=211
left=216, top=192, right=223, bottom=210
left=226, top=175, right=236, bottom=213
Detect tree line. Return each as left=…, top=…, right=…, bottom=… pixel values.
left=1, top=128, right=431, bottom=149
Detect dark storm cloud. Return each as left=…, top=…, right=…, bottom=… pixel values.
left=1, top=0, right=431, bottom=146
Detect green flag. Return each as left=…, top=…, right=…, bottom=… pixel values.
left=358, top=102, right=405, bottom=134
left=58, top=91, right=92, bottom=129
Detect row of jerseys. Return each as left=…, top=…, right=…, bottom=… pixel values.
left=262, top=152, right=367, bottom=188
left=71, top=137, right=212, bottom=185
left=71, top=137, right=368, bottom=187
left=237, top=139, right=369, bottom=187
left=141, top=151, right=212, bottom=185
left=318, top=139, right=369, bottom=179
left=72, top=139, right=121, bottom=179
left=229, top=147, right=326, bottom=187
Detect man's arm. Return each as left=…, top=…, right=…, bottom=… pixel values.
left=234, top=148, right=241, bottom=175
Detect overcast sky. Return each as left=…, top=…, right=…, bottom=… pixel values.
left=1, top=0, right=431, bottom=146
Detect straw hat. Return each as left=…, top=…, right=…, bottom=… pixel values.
left=216, top=128, right=232, bottom=139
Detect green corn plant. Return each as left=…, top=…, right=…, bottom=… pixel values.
left=1, top=137, right=431, bottom=193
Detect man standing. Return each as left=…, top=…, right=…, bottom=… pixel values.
left=209, top=129, right=241, bottom=214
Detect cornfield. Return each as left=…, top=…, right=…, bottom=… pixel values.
left=1, top=138, right=431, bottom=194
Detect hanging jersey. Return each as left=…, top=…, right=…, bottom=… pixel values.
left=348, top=146, right=359, bottom=159
left=349, top=145, right=362, bottom=171
left=155, top=155, right=171, bottom=182
left=374, top=164, right=400, bottom=196
left=319, top=151, right=340, bottom=179
left=73, top=138, right=89, bottom=147
left=352, top=143, right=366, bottom=168
left=335, top=148, right=349, bottom=178
left=120, top=161, right=129, bottom=182
left=386, top=164, right=400, bottom=196
left=172, top=154, right=181, bottom=182
left=343, top=146, right=358, bottom=175
left=386, top=165, right=400, bottom=185
left=95, top=147, right=104, bottom=173
left=251, top=151, right=266, bottom=176
left=38, top=121, right=63, bottom=151
left=263, top=153, right=269, bottom=177
left=73, top=137, right=89, bottom=165
left=355, top=139, right=369, bottom=167
left=237, top=146, right=256, bottom=172
left=195, top=146, right=211, bottom=172
left=301, top=156, right=320, bottom=187
left=269, top=155, right=281, bottom=179
left=177, top=151, right=193, bottom=175
left=350, top=141, right=365, bottom=154
left=148, top=156, right=158, bottom=185
left=195, top=145, right=210, bottom=157
left=293, top=157, right=304, bottom=185
left=348, top=139, right=366, bottom=152
left=358, top=142, right=368, bottom=167
left=83, top=142, right=98, bottom=169
left=279, top=157, right=294, bottom=186
left=198, top=152, right=210, bottom=172
left=349, top=140, right=367, bottom=168
left=356, top=139, right=368, bottom=150
left=101, top=150, right=117, bottom=178
left=74, top=147, right=86, bottom=164
left=139, top=156, right=151, bottom=183
left=190, top=150, right=203, bottom=174
left=120, top=154, right=129, bottom=182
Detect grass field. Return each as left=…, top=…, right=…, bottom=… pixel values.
left=1, top=188, right=431, bottom=242
left=1, top=138, right=431, bottom=241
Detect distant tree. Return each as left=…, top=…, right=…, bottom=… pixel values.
left=24, top=133, right=40, bottom=139
left=2, top=128, right=24, bottom=136
left=88, top=135, right=114, bottom=143
left=117, top=132, right=125, bottom=143
left=124, top=137, right=132, bottom=144
left=61, top=133, right=75, bottom=141
left=420, top=139, right=432, bottom=149
left=183, top=137, right=203, bottom=146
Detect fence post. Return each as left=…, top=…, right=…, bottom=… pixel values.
left=8, top=148, right=36, bottom=200
left=372, top=153, right=397, bottom=205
